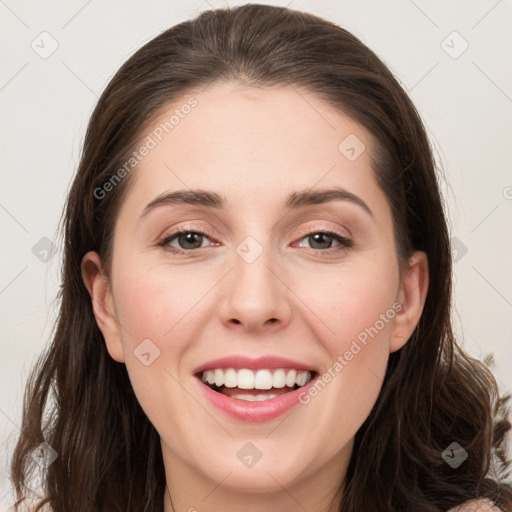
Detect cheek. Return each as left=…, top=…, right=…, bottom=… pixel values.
left=296, top=258, right=399, bottom=352
left=299, top=288, right=393, bottom=464
left=293, top=260, right=397, bottom=426
left=110, top=264, right=210, bottom=411
left=112, top=263, right=204, bottom=350
left=110, top=267, right=201, bottom=435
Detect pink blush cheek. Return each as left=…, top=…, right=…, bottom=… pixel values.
left=307, top=277, right=395, bottom=345
left=112, top=275, right=187, bottom=349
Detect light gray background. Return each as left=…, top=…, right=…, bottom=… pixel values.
left=1, top=0, right=511, bottom=508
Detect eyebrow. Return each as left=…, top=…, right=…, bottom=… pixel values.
left=139, top=186, right=373, bottom=219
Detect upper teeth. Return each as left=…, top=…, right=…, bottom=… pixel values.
left=201, top=368, right=312, bottom=389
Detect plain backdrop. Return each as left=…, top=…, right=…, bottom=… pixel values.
left=1, top=0, right=511, bottom=507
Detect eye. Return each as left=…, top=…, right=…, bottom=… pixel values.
left=157, top=227, right=217, bottom=255
left=294, top=229, right=353, bottom=253
left=157, top=226, right=353, bottom=256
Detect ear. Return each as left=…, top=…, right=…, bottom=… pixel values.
left=81, top=251, right=125, bottom=362
left=389, top=251, right=429, bottom=353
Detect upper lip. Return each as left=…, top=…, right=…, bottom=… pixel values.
left=193, top=355, right=318, bottom=375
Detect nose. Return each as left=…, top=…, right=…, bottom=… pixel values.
left=216, top=237, right=292, bottom=334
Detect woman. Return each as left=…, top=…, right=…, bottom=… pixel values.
left=10, top=4, right=512, bottom=511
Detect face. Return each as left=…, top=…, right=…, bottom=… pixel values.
left=83, top=82, right=428, bottom=509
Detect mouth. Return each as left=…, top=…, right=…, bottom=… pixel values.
left=196, top=368, right=318, bottom=402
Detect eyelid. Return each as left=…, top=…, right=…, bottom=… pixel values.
left=158, top=223, right=217, bottom=242
left=295, top=222, right=351, bottom=240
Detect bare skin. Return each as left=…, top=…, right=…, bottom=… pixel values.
left=82, top=82, right=429, bottom=512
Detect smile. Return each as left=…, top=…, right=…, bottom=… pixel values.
left=193, top=355, right=320, bottom=422
left=200, top=368, right=314, bottom=401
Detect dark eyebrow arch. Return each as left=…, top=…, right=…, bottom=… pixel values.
left=139, top=186, right=373, bottom=219
left=140, top=190, right=226, bottom=219
left=285, top=187, right=373, bottom=216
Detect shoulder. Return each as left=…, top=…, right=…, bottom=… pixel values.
left=448, top=499, right=503, bottom=512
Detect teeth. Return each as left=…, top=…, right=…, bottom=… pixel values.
left=296, top=371, right=308, bottom=386
left=272, top=369, right=286, bottom=388
left=214, top=369, right=224, bottom=387
left=224, top=368, right=237, bottom=388
left=200, top=368, right=312, bottom=389
left=254, top=369, right=273, bottom=390
left=285, top=369, right=297, bottom=387
left=238, top=369, right=255, bottom=389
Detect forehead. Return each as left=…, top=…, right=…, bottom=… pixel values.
left=118, top=82, right=385, bottom=219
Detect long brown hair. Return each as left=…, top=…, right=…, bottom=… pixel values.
left=10, top=4, right=512, bottom=511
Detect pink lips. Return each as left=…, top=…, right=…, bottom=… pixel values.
left=193, top=355, right=319, bottom=423
left=196, top=375, right=318, bottom=422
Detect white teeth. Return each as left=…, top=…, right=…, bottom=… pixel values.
left=272, top=369, right=286, bottom=388
left=296, top=371, right=308, bottom=386
left=237, top=369, right=255, bottom=389
left=200, top=368, right=312, bottom=390
left=254, top=369, right=273, bottom=390
left=285, top=369, right=297, bottom=387
left=224, top=368, right=237, bottom=388
left=214, top=369, right=224, bottom=387
left=206, top=371, right=215, bottom=386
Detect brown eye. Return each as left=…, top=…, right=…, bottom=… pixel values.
left=158, top=228, right=216, bottom=255
left=173, top=232, right=206, bottom=250
left=296, top=230, right=353, bottom=252
left=306, top=233, right=335, bottom=250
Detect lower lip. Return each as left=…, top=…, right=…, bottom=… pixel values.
left=195, top=375, right=318, bottom=422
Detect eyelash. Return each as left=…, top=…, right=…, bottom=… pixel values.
left=157, top=226, right=354, bottom=257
